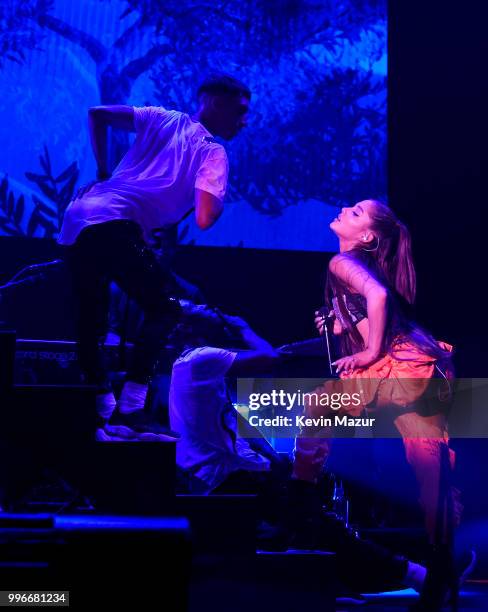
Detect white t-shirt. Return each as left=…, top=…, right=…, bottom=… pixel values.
left=169, top=347, right=270, bottom=493
left=58, top=106, right=229, bottom=245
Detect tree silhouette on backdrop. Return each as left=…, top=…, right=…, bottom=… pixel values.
left=0, top=0, right=386, bottom=234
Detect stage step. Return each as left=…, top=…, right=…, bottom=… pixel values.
left=175, top=494, right=257, bottom=554
left=90, top=440, right=176, bottom=515
left=189, top=549, right=336, bottom=612
left=0, top=514, right=190, bottom=611
left=176, top=495, right=336, bottom=610
left=1, top=385, right=176, bottom=514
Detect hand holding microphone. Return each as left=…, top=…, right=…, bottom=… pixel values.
left=314, top=306, right=334, bottom=335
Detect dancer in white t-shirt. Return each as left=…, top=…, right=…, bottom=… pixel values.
left=168, top=304, right=280, bottom=492
left=58, top=74, right=250, bottom=440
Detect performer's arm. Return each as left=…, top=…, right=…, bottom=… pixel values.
left=87, top=105, right=135, bottom=178
left=224, top=316, right=279, bottom=375
left=194, top=188, right=224, bottom=230
left=329, top=255, right=387, bottom=361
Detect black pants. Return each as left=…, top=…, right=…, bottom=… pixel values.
left=214, top=471, right=408, bottom=592
left=65, top=220, right=180, bottom=390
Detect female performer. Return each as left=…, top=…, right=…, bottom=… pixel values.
left=292, top=199, right=462, bottom=610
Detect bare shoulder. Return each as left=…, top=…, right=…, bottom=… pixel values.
left=328, top=253, right=380, bottom=295
left=328, top=253, right=362, bottom=277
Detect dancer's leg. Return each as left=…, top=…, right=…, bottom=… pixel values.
left=93, top=221, right=181, bottom=438
left=106, top=222, right=180, bottom=387
left=67, top=227, right=111, bottom=391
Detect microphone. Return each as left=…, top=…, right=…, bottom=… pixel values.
left=317, top=305, right=334, bottom=320
left=316, top=306, right=334, bottom=375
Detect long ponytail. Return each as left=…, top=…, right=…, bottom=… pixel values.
left=392, top=221, right=416, bottom=304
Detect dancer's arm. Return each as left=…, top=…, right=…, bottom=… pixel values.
left=195, top=188, right=224, bottom=229
left=329, top=255, right=387, bottom=372
left=87, top=105, right=135, bottom=178
left=224, top=315, right=279, bottom=375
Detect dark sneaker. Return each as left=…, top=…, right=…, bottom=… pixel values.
left=336, top=593, right=367, bottom=606
left=443, top=549, right=477, bottom=606
left=457, top=549, right=477, bottom=586
left=104, top=411, right=180, bottom=442
left=95, top=428, right=127, bottom=442
left=410, top=547, right=477, bottom=611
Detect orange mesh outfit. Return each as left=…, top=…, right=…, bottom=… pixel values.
left=293, top=339, right=461, bottom=543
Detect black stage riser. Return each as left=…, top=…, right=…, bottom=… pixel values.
left=0, top=330, right=15, bottom=395
left=0, top=514, right=190, bottom=611
left=1, top=386, right=176, bottom=515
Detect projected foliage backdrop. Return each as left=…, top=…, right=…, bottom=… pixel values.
left=0, top=0, right=386, bottom=251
